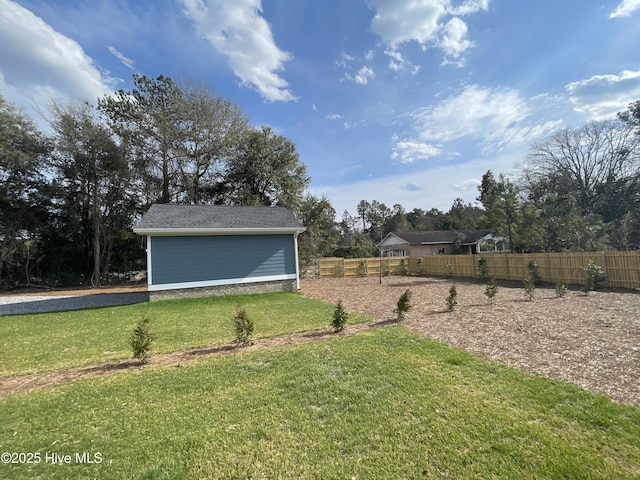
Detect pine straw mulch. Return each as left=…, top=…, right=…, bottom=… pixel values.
left=300, top=276, right=640, bottom=408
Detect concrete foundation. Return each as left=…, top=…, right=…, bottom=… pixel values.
left=149, top=279, right=297, bottom=301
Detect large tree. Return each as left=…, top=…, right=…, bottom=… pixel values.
left=479, top=173, right=520, bottom=251
left=99, top=74, right=250, bottom=207
left=524, top=119, right=640, bottom=219
left=222, top=126, right=309, bottom=212
left=0, top=95, right=50, bottom=286
left=99, top=74, right=183, bottom=205
left=297, top=194, right=338, bottom=267
left=173, top=79, right=249, bottom=204
left=47, top=102, right=134, bottom=286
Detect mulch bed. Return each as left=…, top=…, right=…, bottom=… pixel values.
left=300, top=276, right=640, bottom=408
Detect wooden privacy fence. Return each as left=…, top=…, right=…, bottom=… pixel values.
left=318, top=251, right=640, bottom=290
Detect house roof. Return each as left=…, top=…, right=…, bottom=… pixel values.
left=384, top=230, right=492, bottom=246
left=133, top=204, right=306, bottom=236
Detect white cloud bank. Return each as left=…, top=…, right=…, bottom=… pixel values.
left=391, top=140, right=441, bottom=163
left=410, top=84, right=561, bottom=151
left=566, top=69, right=640, bottom=120
left=181, top=0, right=295, bottom=102
left=609, top=0, right=640, bottom=18
left=366, top=0, right=489, bottom=64
left=0, top=0, right=113, bottom=113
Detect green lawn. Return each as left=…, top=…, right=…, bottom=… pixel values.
left=0, top=292, right=372, bottom=376
left=1, top=326, right=638, bottom=479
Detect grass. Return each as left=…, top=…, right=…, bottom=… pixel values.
left=1, top=327, right=639, bottom=479
left=0, top=292, right=372, bottom=377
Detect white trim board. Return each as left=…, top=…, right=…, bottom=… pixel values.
left=148, top=273, right=298, bottom=292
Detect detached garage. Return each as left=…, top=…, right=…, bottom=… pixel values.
left=133, top=204, right=306, bottom=300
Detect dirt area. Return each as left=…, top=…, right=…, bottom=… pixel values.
left=2, top=277, right=638, bottom=408
left=0, top=319, right=388, bottom=396
left=300, top=277, right=640, bottom=408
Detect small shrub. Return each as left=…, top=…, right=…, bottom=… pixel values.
left=446, top=284, right=458, bottom=311
left=400, top=258, right=408, bottom=275
left=443, top=262, right=454, bottom=279
left=582, top=260, right=607, bottom=294
left=485, top=278, right=498, bottom=302
left=234, top=306, right=254, bottom=346
left=523, top=276, right=536, bottom=301
left=555, top=281, right=567, bottom=298
left=332, top=300, right=348, bottom=332
left=527, top=259, right=542, bottom=285
left=417, top=257, right=425, bottom=276
left=358, top=259, right=369, bottom=277
left=130, top=315, right=155, bottom=364
left=477, top=257, right=490, bottom=283
left=381, top=259, right=390, bottom=277
left=394, top=288, right=412, bottom=321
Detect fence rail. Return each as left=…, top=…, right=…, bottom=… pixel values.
left=318, top=251, right=640, bottom=290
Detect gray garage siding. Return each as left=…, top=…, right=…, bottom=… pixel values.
left=150, top=234, right=296, bottom=287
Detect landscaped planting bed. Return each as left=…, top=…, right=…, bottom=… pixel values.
left=301, top=276, right=640, bottom=407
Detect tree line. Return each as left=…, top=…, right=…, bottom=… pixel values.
left=329, top=100, right=640, bottom=258
left=1, top=75, right=638, bottom=287
left=1, top=74, right=329, bottom=288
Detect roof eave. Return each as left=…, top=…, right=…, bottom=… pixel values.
left=133, top=227, right=306, bottom=236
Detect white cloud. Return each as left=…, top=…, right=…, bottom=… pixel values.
left=384, top=48, right=420, bottom=73
left=565, top=69, right=640, bottom=120
left=180, top=0, right=294, bottom=102
left=107, top=46, right=135, bottom=70
left=366, top=0, right=488, bottom=61
left=609, top=0, right=640, bottom=18
left=450, top=0, right=490, bottom=16
left=346, top=66, right=375, bottom=85
left=409, top=84, right=562, bottom=151
left=391, top=140, right=441, bottom=163
left=367, top=0, right=447, bottom=47
left=0, top=0, right=114, bottom=114
left=326, top=114, right=342, bottom=120
left=439, top=17, right=473, bottom=60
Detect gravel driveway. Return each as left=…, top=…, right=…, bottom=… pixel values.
left=0, top=291, right=149, bottom=315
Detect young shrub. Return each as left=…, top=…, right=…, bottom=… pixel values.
left=523, top=276, right=536, bottom=301
left=417, top=257, right=425, bottom=276
left=394, top=288, right=412, bottom=321
left=527, top=259, right=542, bottom=285
left=358, top=259, right=369, bottom=277
left=582, top=260, right=607, bottom=294
left=555, top=281, right=567, bottom=298
left=477, top=257, right=490, bottom=283
left=446, top=284, right=458, bottom=311
left=130, top=315, right=155, bottom=365
left=443, top=262, right=454, bottom=279
left=400, top=258, right=408, bottom=275
left=332, top=300, right=348, bottom=332
left=381, top=259, right=390, bottom=277
left=234, top=306, right=254, bottom=346
left=485, top=277, right=498, bottom=302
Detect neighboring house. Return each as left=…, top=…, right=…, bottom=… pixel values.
left=133, top=204, right=306, bottom=300
left=380, top=230, right=505, bottom=256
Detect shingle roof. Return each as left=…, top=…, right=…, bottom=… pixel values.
left=133, top=204, right=305, bottom=234
left=390, top=230, right=491, bottom=245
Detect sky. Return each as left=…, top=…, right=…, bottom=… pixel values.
left=1, top=0, right=640, bottom=218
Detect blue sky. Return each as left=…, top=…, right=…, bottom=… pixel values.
left=1, top=0, right=640, bottom=217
